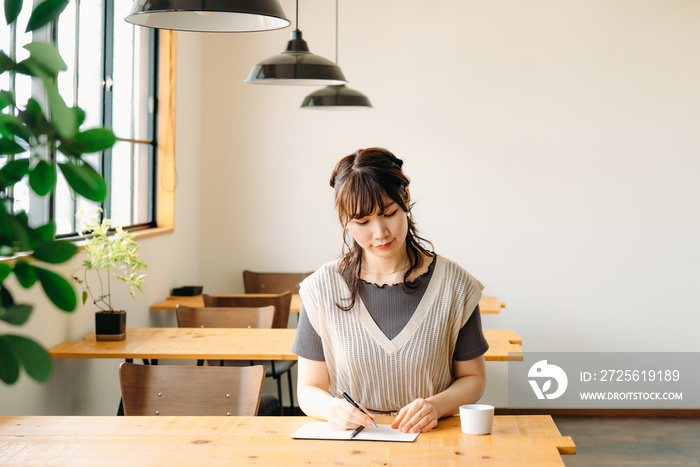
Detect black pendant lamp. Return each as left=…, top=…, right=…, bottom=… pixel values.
left=125, top=0, right=290, bottom=33
left=300, top=0, right=371, bottom=109
left=245, top=0, right=347, bottom=85
left=301, top=84, right=371, bottom=109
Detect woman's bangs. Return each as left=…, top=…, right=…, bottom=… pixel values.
left=337, top=174, right=389, bottom=222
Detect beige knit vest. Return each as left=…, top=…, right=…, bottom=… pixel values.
left=299, top=255, right=483, bottom=413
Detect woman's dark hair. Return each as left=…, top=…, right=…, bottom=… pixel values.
left=330, top=147, right=434, bottom=311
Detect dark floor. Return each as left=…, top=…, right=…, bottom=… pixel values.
left=553, top=416, right=700, bottom=466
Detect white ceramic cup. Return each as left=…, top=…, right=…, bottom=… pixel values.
left=459, top=404, right=494, bottom=435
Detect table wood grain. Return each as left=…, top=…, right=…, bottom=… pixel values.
left=0, top=415, right=574, bottom=466
left=151, top=294, right=506, bottom=314
left=48, top=328, right=522, bottom=361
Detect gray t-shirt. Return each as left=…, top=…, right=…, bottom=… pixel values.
left=292, top=257, right=488, bottom=361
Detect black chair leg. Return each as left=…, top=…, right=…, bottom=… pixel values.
left=270, top=361, right=284, bottom=415
left=287, top=370, right=294, bottom=414
left=275, top=376, right=283, bottom=415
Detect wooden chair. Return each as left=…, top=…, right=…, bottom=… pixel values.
left=176, top=305, right=275, bottom=329
left=201, top=292, right=295, bottom=414
left=202, top=292, right=292, bottom=329
left=243, top=270, right=313, bottom=295
left=175, top=304, right=280, bottom=416
left=118, top=362, right=265, bottom=416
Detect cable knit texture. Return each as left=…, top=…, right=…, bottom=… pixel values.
left=299, top=255, right=483, bottom=412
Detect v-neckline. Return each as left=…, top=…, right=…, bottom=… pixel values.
left=354, top=256, right=445, bottom=355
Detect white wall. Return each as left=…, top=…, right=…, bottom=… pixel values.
left=0, top=32, right=204, bottom=415
left=198, top=0, right=700, bottom=407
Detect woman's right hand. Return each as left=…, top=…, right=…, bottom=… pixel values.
left=297, top=357, right=376, bottom=430
left=328, top=398, right=376, bottom=431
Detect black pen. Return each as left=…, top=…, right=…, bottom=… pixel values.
left=349, top=425, right=364, bottom=440
left=341, top=391, right=379, bottom=429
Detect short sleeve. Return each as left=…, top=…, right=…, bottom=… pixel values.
left=453, top=305, right=489, bottom=361
left=291, top=302, right=325, bottom=361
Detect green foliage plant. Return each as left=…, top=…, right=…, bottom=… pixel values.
left=1, top=0, right=116, bottom=385
left=73, top=211, right=147, bottom=313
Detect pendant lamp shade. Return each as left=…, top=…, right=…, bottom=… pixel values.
left=124, top=0, right=290, bottom=32
left=245, top=30, right=347, bottom=85
left=301, top=84, right=372, bottom=109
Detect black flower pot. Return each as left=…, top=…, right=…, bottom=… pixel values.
left=95, top=311, right=126, bottom=341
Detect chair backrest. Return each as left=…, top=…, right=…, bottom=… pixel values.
left=118, top=362, right=265, bottom=416
left=176, top=305, right=275, bottom=329
left=242, top=270, right=313, bottom=294
left=202, top=292, right=292, bottom=329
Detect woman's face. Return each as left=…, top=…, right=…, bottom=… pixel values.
left=345, top=201, right=409, bottom=261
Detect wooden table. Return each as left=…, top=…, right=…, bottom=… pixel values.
left=150, top=294, right=303, bottom=312
left=479, top=295, right=507, bottom=314
left=0, top=415, right=575, bottom=465
left=48, top=328, right=522, bottom=361
left=151, top=294, right=506, bottom=314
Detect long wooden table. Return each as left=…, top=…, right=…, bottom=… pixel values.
left=151, top=294, right=507, bottom=314
left=48, top=328, right=523, bottom=361
left=0, top=415, right=574, bottom=465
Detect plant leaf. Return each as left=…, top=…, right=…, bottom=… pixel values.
left=0, top=263, right=11, bottom=282
left=24, top=41, right=66, bottom=75
left=18, top=98, right=50, bottom=138
left=0, top=285, right=14, bottom=307
left=32, top=240, right=77, bottom=264
left=25, top=0, right=68, bottom=32
left=13, top=260, right=37, bottom=288
left=34, top=222, right=56, bottom=243
left=0, top=303, right=32, bottom=325
left=73, top=106, right=85, bottom=127
left=73, top=128, right=116, bottom=153
left=45, top=82, right=76, bottom=138
left=57, top=139, right=81, bottom=157
left=0, top=90, right=14, bottom=110
left=0, top=114, right=32, bottom=142
left=0, top=158, right=29, bottom=188
left=0, top=138, right=26, bottom=155
left=58, top=160, right=107, bottom=202
left=0, top=51, right=15, bottom=74
left=34, top=266, right=76, bottom=312
left=0, top=337, right=20, bottom=384
left=4, top=0, right=23, bottom=25
left=3, top=335, right=52, bottom=382
left=14, top=56, right=48, bottom=80
left=1, top=215, right=34, bottom=252
left=28, top=159, right=56, bottom=196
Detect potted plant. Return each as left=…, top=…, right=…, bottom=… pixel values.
left=1, top=0, right=115, bottom=384
left=72, top=211, right=147, bottom=341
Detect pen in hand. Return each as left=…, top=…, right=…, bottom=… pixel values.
left=349, top=425, right=364, bottom=439
left=341, top=391, right=379, bottom=429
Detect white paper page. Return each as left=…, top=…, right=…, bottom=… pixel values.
left=290, top=422, right=419, bottom=442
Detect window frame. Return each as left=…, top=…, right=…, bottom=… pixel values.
left=0, top=29, right=176, bottom=264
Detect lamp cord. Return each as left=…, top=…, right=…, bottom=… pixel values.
left=335, top=0, right=339, bottom=64
left=296, top=0, right=299, bottom=29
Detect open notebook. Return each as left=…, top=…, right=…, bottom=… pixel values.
left=290, top=422, right=419, bottom=442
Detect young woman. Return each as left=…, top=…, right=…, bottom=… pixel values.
left=292, top=147, right=488, bottom=434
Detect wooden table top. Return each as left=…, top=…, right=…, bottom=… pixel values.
left=0, top=415, right=574, bottom=466
left=150, top=294, right=303, bottom=312
left=151, top=294, right=506, bottom=314
left=48, top=328, right=522, bottom=361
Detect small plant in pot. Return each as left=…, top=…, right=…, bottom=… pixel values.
left=73, top=210, right=147, bottom=341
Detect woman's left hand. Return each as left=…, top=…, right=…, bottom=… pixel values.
left=391, top=398, right=439, bottom=433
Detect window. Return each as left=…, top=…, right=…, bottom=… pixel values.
left=2, top=0, right=158, bottom=237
